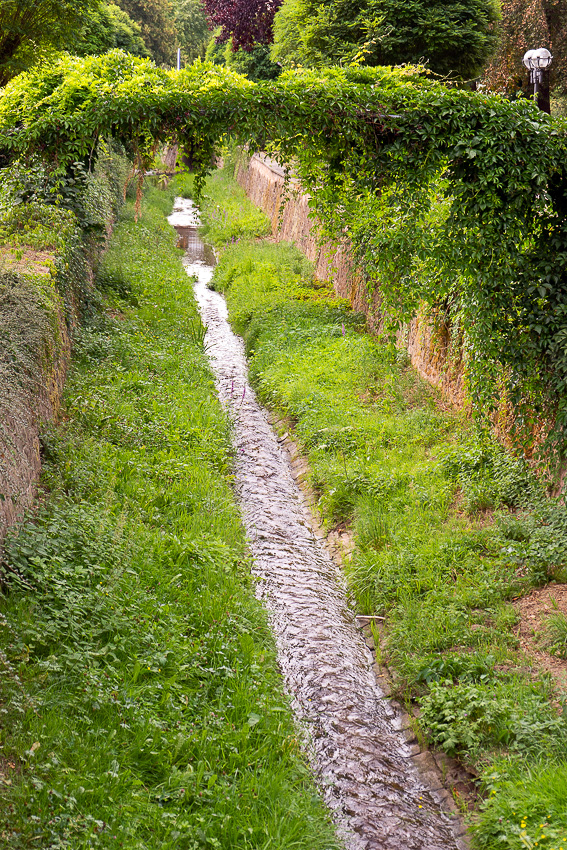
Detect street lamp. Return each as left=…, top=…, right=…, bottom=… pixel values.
left=523, top=47, right=553, bottom=113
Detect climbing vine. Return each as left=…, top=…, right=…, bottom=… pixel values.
left=2, top=50, right=567, bottom=458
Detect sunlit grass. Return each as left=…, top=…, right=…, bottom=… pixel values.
left=541, top=609, right=567, bottom=659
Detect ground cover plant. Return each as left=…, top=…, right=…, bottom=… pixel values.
left=0, top=182, right=339, bottom=849
left=199, top=165, right=567, bottom=850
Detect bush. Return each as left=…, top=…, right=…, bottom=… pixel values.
left=420, top=679, right=566, bottom=760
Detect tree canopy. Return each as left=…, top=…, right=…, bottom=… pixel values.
left=0, top=0, right=100, bottom=85
left=72, top=3, right=150, bottom=58
left=113, top=0, right=177, bottom=64
left=228, top=43, right=281, bottom=79
left=204, top=25, right=281, bottom=80
left=271, top=0, right=500, bottom=78
left=175, top=0, right=211, bottom=64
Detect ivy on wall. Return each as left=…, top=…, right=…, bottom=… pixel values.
left=1, top=51, right=567, bottom=459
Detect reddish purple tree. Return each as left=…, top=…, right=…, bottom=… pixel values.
left=203, top=0, right=282, bottom=50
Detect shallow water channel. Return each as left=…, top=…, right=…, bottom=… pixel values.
left=168, top=199, right=466, bottom=850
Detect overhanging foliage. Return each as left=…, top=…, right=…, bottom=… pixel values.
left=2, top=51, right=567, bottom=457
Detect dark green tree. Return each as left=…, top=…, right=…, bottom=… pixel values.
left=271, top=0, right=500, bottom=78
left=114, top=0, right=177, bottom=64
left=72, top=3, right=150, bottom=57
left=73, top=3, right=116, bottom=55
left=108, top=4, right=151, bottom=55
left=175, top=0, right=211, bottom=63
left=0, top=0, right=100, bottom=85
left=228, top=43, right=281, bottom=79
left=203, top=25, right=280, bottom=79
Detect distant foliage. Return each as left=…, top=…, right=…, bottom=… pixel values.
left=205, top=35, right=281, bottom=81
left=203, top=0, right=283, bottom=50
left=176, top=0, right=211, bottom=63
left=72, top=2, right=150, bottom=58
left=113, top=0, right=177, bottom=64
left=228, top=43, right=281, bottom=80
left=271, top=0, right=500, bottom=79
left=107, top=3, right=151, bottom=56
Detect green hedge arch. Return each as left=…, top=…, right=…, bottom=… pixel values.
left=2, top=51, right=567, bottom=460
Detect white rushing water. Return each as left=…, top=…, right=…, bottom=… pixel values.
left=168, top=198, right=467, bottom=850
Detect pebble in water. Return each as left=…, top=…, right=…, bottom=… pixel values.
left=168, top=199, right=466, bottom=850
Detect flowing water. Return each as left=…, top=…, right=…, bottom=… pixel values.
left=168, top=199, right=467, bottom=850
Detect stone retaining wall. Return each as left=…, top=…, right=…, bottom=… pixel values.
left=0, top=291, right=74, bottom=540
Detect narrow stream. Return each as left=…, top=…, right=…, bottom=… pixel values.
left=168, top=199, right=466, bottom=850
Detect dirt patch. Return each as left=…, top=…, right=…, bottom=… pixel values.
left=514, top=584, right=567, bottom=692
left=0, top=246, right=54, bottom=276
left=0, top=754, right=20, bottom=787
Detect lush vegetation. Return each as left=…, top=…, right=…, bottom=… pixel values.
left=190, top=166, right=272, bottom=243
left=0, top=180, right=339, bottom=850
left=73, top=3, right=149, bottom=60
left=113, top=0, right=178, bottom=64
left=0, top=141, right=131, bottom=540
left=0, top=0, right=211, bottom=79
left=3, top=2, right=567, bottom=848
left=1, top=53, right=567, bottom=458
left=271, top=0, right=500, bottom=77
left=175, top=0, right=211, bottom=65
left=197, top=164, right=567, bottom=850
left=205, top=36, right=281, bottom=83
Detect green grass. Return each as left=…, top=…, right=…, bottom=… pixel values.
left=173, top=169, right=271, bottom=245
left=471, top=762, right=567, bottom=850
left=0, top=183, right=339, bottom=849
left=201, top=164, right=567, bottom=850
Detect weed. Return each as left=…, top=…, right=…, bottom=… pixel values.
left=439, top=442, right=541, bottom=515
left=419, top=679, right=566, bottom=760
left=472, top=762, right=567, bottom=850
left=541, top=608, right=567, bottom=659
left=187, top=316, right=208, bottom=348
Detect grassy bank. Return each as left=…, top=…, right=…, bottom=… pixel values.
left=0, top=183, right=339, bottom=849
left=193, top=165, right=567, bottom=850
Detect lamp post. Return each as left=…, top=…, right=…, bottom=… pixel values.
left=523, top=47, right=553, bottom=113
